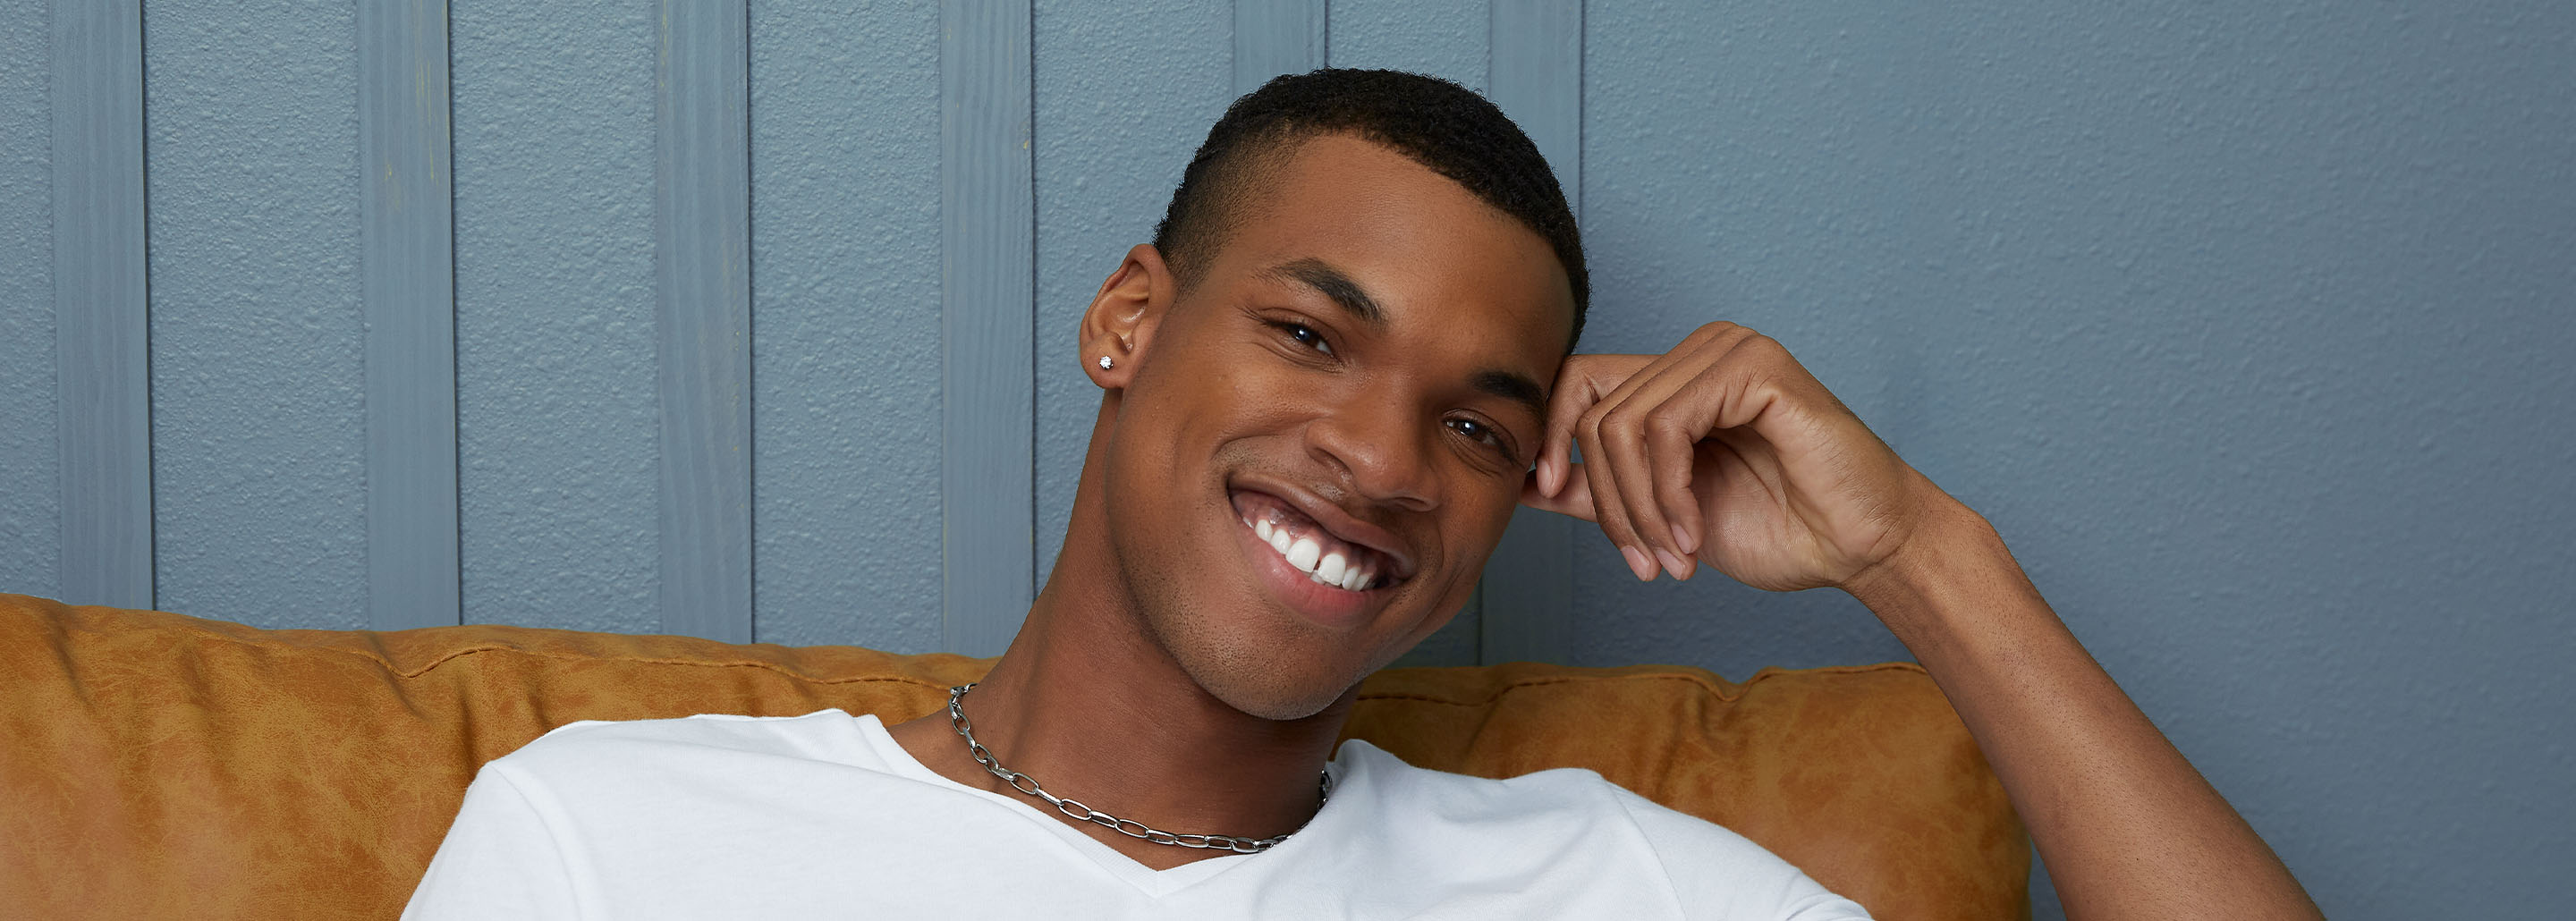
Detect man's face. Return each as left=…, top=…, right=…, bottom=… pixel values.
left=1099, top=133, right=1575, bottom=720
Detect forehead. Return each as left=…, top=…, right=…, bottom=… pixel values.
left=1200, top=133, right=1576, bottom=370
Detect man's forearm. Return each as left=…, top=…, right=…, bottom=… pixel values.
left=1845, top=495, right=2321, bottom=920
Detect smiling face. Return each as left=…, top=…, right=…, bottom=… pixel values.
left=1089, top=133, right=1576, bottom=720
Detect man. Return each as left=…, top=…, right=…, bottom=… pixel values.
left=407, top=69, right=2319, bottom=918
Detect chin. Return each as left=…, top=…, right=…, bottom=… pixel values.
left=1141, top=589, right=1466, bottom=723
left=1191, top=663, right=1365, bottom=722
left=1148, top=616, right=1372, bottom=721
left=1117, top=580, right=1369, bottom=722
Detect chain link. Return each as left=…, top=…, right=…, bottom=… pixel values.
left=946, top=683, right=1328, bottom=854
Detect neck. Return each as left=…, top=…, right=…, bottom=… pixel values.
left=886, top=397, right=1350, bottom=868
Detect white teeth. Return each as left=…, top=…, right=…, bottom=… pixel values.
left=1285, top=537, right=1322, bottom=572
left=1315, top=553, right=1346, bottom=585
left=1243, top=514, right=1390, bottom=591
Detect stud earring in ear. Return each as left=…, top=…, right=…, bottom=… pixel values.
left=1097, top=356, right=1114, bottom=370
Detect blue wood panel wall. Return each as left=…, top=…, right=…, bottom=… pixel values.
left=145, top=0, right=370, bottom=629
left=451, top=0, right=659, bottom=636
left=1234, top=0, right=1325, bottom=93
left=746, top=0, right=943, bottom=651
left=654, top=0, right=756, bottom=642
left=51, top=0, right=152, bottom=611
left=938, top=0, right=1037, bottom=658
left=360, top=0, right=462, bottom=630
left=0, top=0, right=55, bottom=599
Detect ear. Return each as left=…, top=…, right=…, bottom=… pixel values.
left=1079, top=243, right=1175, bottom=390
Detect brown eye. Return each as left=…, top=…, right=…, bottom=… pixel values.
left=1270, top=321, right=1334, bottom=356
left=1446, top=418, right=1509, bottom=453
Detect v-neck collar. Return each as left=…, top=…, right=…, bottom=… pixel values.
left=851, top=712, right=1332, bottom=898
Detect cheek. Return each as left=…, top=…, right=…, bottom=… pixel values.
left=1419, top=477, right=1525, bottom=599
left=1456, top=469, right=1527, bottom=545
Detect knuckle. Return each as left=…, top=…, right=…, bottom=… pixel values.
left=1642, top=405, right=1697, bottom=436
left=1597, top=403, right=1646, bottom=439
left=1691, top=320, right=1742, bottom=341
left=1578, top=402, right=1613, bottom=435
left=1602, top=393, right=1653, bottom=423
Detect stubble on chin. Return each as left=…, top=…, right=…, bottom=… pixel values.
left=1113, top=547, right=1368, bottom=722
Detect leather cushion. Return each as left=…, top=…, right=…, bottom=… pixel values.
left=0, top=594, right=2025, bottom=918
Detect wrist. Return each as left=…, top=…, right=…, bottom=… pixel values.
left=1841, top=494, right=2032, bottom=650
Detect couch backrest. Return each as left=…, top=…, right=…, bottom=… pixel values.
left=0, top=595, right=2026, bottom=918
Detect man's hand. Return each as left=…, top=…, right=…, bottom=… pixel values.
left=1523, top=321, right=2323, bottom=919
left=1521, top=321, right=1945, bottom=589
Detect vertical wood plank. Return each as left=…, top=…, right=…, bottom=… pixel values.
left=1233, top=0, right=1326, bottom=95
left=1480, top=0, right=1583, bottom=665
left=1488, top=0, right=1583, bottom=191
left=940, top=0, right=1035, bottom=657
left=53, top=0, right=152, bottom=610
left=655, top=0, right=754, bottom=642
left=360, top=0, right=461, bottom=629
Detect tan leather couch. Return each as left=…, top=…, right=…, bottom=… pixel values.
left=0, top=594, right=2027, bottom=918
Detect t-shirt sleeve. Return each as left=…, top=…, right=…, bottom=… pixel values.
left=402, top=765, right=584, bottom=920
left=1608, top=786, right=1874, bottom=921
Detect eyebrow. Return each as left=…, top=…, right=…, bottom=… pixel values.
left=1265, top=258, right=1385, bottom=326
left=1264, top=257, right=1551, bottom=423
left=1474, top=369, right=1550, bottom=424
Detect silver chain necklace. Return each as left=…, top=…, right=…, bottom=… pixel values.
left=945, top=683, right=1331, bottom=854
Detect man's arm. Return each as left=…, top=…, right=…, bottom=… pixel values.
left=1523, top=322, right=2321, bottom=919
left=1845, top=493, right=2318, bottom=918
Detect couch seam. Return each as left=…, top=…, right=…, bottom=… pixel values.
left=381, top=644, right=971, bottom=684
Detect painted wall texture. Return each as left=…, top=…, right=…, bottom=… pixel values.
left=6, top=2, right=2572, bottom=917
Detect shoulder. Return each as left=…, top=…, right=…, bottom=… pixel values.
left=488, top=709, right=874, bottom=782
left=1331, top=740, right=1870, bottom=919
left=1329, top=738, right=1679, bottom=831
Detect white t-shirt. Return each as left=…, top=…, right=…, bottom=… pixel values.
left=403, top=710, right=1868, bottom=920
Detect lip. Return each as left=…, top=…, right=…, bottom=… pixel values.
left=1224, top=477, right=1419, bottom=581
left=1231, top=513, right=1382, bottom=629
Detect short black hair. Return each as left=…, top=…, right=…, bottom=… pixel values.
left=1152, top=68, right=1589, bottom=351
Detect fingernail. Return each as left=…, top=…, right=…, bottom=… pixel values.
left=1655, top=548, right=1692, bottom=580
left=1621, top=545, right=1657, bottom=581
left=1668, top=524, right=1697, bottom=555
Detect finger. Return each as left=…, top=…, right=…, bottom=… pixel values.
left=1626, top=325, right=1802, bottom=560
left=1580, top=325, right=1758, bottom=564
left=1535, top=364, right=1606, bottom=499
left=1518, top=463, right=1597, bottom=520
left=1563, top=332, right=1743, bottom=579
left=1532, top=365, right=1598, bottom=499
left=1535, top=354, right=1651, bottom=498
left=1589, top=384, right=1675, bottom=578
left=1612, top=344, right=1752, bottom=560
left=1644, top=402, right=1707, bottom=559
left=1591, top=359, right=1712, bottom=579
left=1573, top=394, right=1657, bottom=580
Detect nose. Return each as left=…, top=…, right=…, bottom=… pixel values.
left=1305, top=393, right=1441, bottom=512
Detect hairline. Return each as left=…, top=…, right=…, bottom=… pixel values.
left=1161, top=128, right=1581, bottom=354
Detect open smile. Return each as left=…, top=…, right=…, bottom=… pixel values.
left=1224, top=486, right=1416, bottom=628
left=1233, top=491, right=1395, bottom=591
